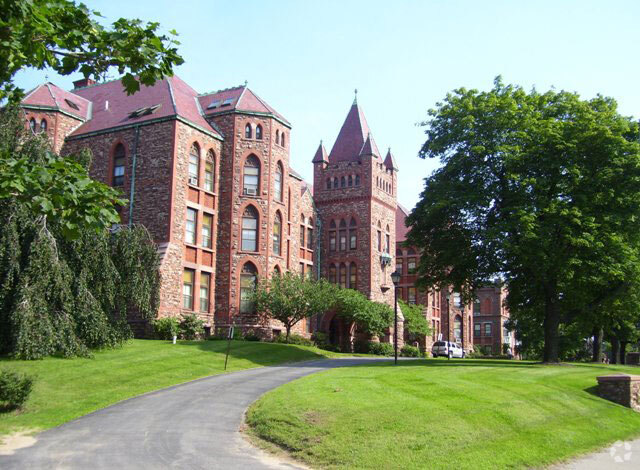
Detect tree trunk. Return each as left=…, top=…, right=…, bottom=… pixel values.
left=611, top=337, right=620, bottom=364
left=592, top=327, right=603, bottom=363
left=285, top=324, right=291, bottom=343
left=620, top=341, right=628, bottom=365
left=543, top=299, right=560, bottom=363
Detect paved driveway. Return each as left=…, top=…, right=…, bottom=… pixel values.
left=0, top=358, right=390, bottom=469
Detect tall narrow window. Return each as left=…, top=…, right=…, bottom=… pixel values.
left=189, top=143, right=200, bottom=186
left=355, top=174, right=360, bottom=186
left=475, top=323, right=481, bottom=337
left=273, top=212, right=282, bottom=256
left=300, top=223, right=305, bottom=248
left=183, top=269, right=194, bottom=309
left=281, top=132, right=285, bottom=147
left=377, top=231, right=382, bottom=252
left=29, top=118, right=36, bottom=133
left=276, top=129, right=280, bottom=145
left=200, top=272, right=210, bottom=312
left=245, top=123, right=252, bottom=139
left=396, top=257, right=404, bottom=274
left=274, top=162, right=283, bottom=201
left=240, top=263, right=257, bottom=313
left=454, top=316, right=463, bottom=341
left=241, top=206, right=258, bottom=251
left=339, top=263, right=347, bottom=288
left=256, top=124, right=263, bottom=140
left=307, top=218, right=313, bottom=249
left=348, top=175, right=353, bottom=187
left=202, top=213, right=213, bottom=248
left=349, top=262, right=357, bottom=289
left=473, top=298, right=481, bottom=315
left=408, top=287, right=417, bottom=304
left=329, top=220, right=337, bottom=252
left=385, top=234, right=390, bottom=254
left=408, top=257, right=417, bottom=273
left=329, top=264, right=337, bottom=284
left=204, top=150, right=215, bottom=192
left=485, top=322, right=492, bottom=336
left=326, top=178, right=331, bottom=190
left=243, top=155, right=260, bottom=195
left=113, top=143, right=126, bottom=186
left=341, top=176, right=346, bottom=188
left=453, top=292, right=462, bottom=308
left=349, top=218, right=357, bottom=250
left=39, top=119, right=47, bottom=133
left=186, top=208, right=197, bottom=244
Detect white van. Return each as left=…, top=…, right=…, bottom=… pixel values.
left=432, top=341, right=465, bottom=358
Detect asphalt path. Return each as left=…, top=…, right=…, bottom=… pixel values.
left=0, top=357, right=391, bottom=469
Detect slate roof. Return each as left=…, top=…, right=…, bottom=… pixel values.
left=384, top=148, right=398, bottom=170
left=396, top=204, right=411, bottom=243
left=328, top=101, right=371, bottom=163
left=197, top=85, right=290, bottom=126
left=311, top=141, right=329, bottom=163
left=68, top=76, right=222, bottom=138
left=359, top=132, right=380, bottom=157
left=22, top=83, right=91, bottom=120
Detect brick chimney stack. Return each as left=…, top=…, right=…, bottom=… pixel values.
left=73, top=78, right=96, bottom=89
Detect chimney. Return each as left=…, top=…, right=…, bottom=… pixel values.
left=73, top=78, right=96, bottom=89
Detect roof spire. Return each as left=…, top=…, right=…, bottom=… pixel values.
left=353, top=88, right=358, bottom=105
left=243, top=80, right=248, bottom=87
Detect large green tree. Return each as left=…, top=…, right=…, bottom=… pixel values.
left=407, top=78, right=640, bottom=363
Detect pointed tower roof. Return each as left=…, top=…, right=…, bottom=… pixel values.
left=384, top=147, right=398, bottom=170
left=328, top=100, right=371, bottom=163
left=359, top=132, right=380, bottom=158
left=312, top=140, right=329, bottom=163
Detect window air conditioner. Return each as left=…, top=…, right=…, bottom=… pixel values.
left=244, top=188, right=257, bottom=196
left=189, top=176, right=198, bottom=186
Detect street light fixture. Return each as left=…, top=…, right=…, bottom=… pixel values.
left=390, top=270, right=401, bottom=365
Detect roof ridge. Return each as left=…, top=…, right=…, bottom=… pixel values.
left=197, top=84, right=246, bottom=97
left=45, top=83, right=59, bottom=108
left=166, top=77, right=178, bottom=114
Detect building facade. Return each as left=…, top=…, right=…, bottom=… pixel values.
left=20, top=76, right=510, bottom=353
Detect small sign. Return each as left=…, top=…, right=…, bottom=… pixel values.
left=438, top=333, right=443, bottom=341
left=228, top=326, right=234, bottom=339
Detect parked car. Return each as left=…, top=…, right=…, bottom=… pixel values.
left=432, top=341, right=465, bottom=358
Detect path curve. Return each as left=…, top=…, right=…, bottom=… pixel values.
left=0, top=357, right=391, bottom=469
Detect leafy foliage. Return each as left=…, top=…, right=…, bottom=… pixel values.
left=334, top=289, right=393, bottom=337
left=0, top=0, right=184, bottom=103
left=400, top=344, right=421, bottom=357
left=253, top=273, right=336, bottom=342
left=399, top=300, right=431, bottom=340
left=0, top=111, right=160, bottom=359
left=367, top=341, right=394, bottom=356
left=0, top=369, right=34, bottom=409
left=272, top=333, right=314, bottom=346
left=408, top=77, right=640, bottom=362
left=178, top=314, right=204, bottom=340
left=153, top=317, right=179, bottom=340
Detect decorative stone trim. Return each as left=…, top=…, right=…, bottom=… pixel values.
left=596, top=374, right=640, bottom=412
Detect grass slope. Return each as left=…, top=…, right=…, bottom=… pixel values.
left=247, top=359, right=640, bottom=469
left=0, top=339, right=341, bottom=439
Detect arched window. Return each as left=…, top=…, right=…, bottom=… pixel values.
left=274, top=162, right=283, bottom=202
left=240, top=262, right=258, bottom=313
left=407, top=247, right=416, bottom=255
left=29, top=118, right=36, bottom=133
left=205, top=150, right=215, bottom=192
left=112, top=143, right=126, bottom=186
left=273, top=265, right=281, bottom=276
left=349, top=262, right=357, bottom=289
left=329, top=264, right=337, bottom=284
left=256, top=124, right=263, bottom=140
left=326, top=178, right=331, bottom=190
left=355, top=174, right=360, bottom=186
left=333, top=177, right=338, bottom=188
left=339, top=219, right=347, bottom=251
left=349, top=218, right=357, bottom=250
left=307, top=217, right=313, bottom=249
left=454, top=315, right=463, bottom=342
left=396, top=248, right=403, bottom=257
left=473, top=298, right=481, bottom=315
left=329, top=220, right=337, bottom=252
left=341, top=176, right=346, bottom=188
left=188, top=143, right=200, bottom=186
left=39, top=119, right=47, bottom=133
left=241, top=206, right=259, bottom=251
left=339, top=263, right=347, bottom=288
left=276, top=129, right=280, bottom=145
left=348, top=175, right=353, bottom=187
left=245, top=123, right=252, bottom=139
left=281, top=132, right=285, bottom=147
left=243, top=155, right=260, bottom=195
left=273, top=211, right=282, bottom=255
left=385, top=224, right=390, bottom=253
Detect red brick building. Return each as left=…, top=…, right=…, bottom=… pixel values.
left=21, top=77, right=510, bottom=352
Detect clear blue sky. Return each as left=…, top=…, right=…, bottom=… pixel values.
left=15, top=0, right=640, bottom=210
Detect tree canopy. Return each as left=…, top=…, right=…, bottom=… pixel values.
left=407, top=77, right=640, bottom=362
left=0, top=0, right=184, bottom=103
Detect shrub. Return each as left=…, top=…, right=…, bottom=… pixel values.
left=153, top=317, right=180, bottom=340
left=0, top=369, right=34, bottom=410
left=178, top=314, right=204, bottom=340
left=368, top=341, right=394, bottom=356
left=273, top=333, right=313, bottom=346
left=353, top=338, right=370, bottom=354
left=401, top=345, right=420, bottom=357
left=243, top=329, right=261, bottom=342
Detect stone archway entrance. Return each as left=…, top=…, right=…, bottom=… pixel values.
left=321, top=311, right=354, bottom=352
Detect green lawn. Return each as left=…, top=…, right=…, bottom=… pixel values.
left=0, top=339, right=344, bottom=440
left=247, top=359, right=640, bottom=469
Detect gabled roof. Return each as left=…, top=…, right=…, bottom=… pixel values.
left=67, top=76, right=222, bottom=139
left=311, top=140, right=329, bottom=163
left=21, top=83, right=91, bottom=120
left=197, top=85, right=290, bottom=127
left=384, top=147, right=398, bottom=170
left=359, top=132, right=380, bottom=158
left=396, top=204, right=411, bottom=243
left=328, top=101, right=371, bottom=163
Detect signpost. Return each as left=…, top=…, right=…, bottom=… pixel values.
left=224, top=326, right=234, bottom=371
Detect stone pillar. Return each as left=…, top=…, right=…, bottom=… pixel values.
left=596, top=374, right=640, bottom=412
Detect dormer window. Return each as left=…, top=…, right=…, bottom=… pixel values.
left=207, top=100, right=221, bottom=109
left=222, top=98, right=234, bottom=107
left=128, top=104, right=161, bottom=118
left=65, top=98, right=80, bottom=111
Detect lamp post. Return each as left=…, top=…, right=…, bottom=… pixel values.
left=391, top=270, right=401, bottom=365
